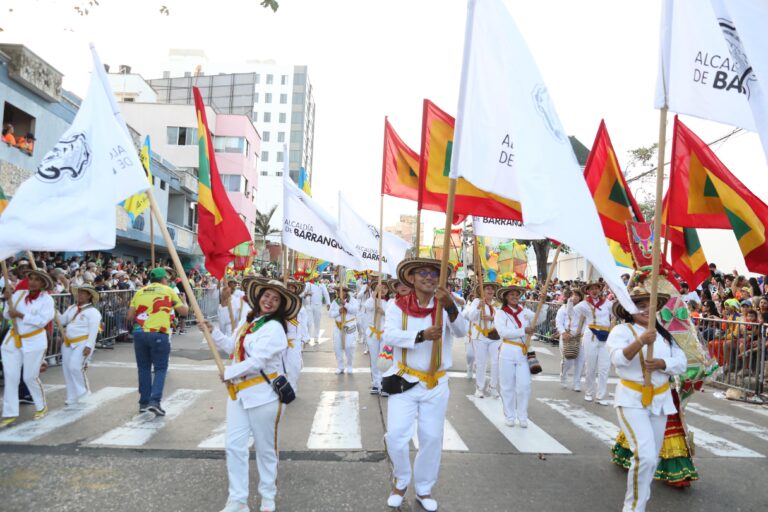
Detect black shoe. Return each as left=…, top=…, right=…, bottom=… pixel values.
left=147, top=404, right=166, bottom=416
left=139, top=405, right=149, bottom=413
left=19, top=396, right=34, bottom=405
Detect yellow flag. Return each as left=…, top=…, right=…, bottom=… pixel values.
left=121, top=136, right=153, bottom=222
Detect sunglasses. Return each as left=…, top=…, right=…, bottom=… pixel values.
left=414, top=270, right=439, bottom=279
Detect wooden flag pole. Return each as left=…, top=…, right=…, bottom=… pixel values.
left=474, top=236, right=486, bottom=330
left=373, top=193, right=385, bottom=336
left=149, top=208, right=156, bottom=268
left=1, top=260, right=22, bottom=346
left=414, top=207, right=422, bottom=256
left=339, top=264, right=346, bottom=351
left=282, top=245, right=288, bottom=285
left=222, top=277, right=235, bottom=331
left=525, top=243, right=562, bottom=346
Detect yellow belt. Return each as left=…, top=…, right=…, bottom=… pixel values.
left=9, top=327, right=45, bottom=349
left=368, top=325, right=383, bottom=340
left=287, top=339, right=295, bottom=349
left=228, top=372, right=279, bottom=400
left=502, top=339, right=527, bottom=354
left=64, top=334, right=89, bottom=346
left=474, top=324, right=493, bottom=338
left=620, top=379, right=670, bottom=397
left=396, top=362, right=446, bottom=389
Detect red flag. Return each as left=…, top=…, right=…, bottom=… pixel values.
left=381, top=118, right=420, bottom=201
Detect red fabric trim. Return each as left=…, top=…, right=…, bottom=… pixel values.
left=395, top=292, right=437, bottom=323
left=502, top=305, right=523, bottom=328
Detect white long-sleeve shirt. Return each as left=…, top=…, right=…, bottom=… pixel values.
left=364, top=296, right=388, bottom=339
left=555, top=302, right=582, bottom=337
left=217, top=296, right=251, bottom=335
left=607, top=323, right=687, bottom=415
left=383, top=296, right=468, bottom=385
left=572, top=296, right=614, bottom=341
left=495, top=305, right=535, bottom=362
left=329, top=297, right=359, bottom=329
left=59, top=303, right=102, bottom=351
left=463, top=298, right=498, bottom=341
left=2, top=290, right=55, bottom=352
left=304, top=282, right=330, bottom=306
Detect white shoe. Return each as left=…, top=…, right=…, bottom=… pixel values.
left=466, top=370, right=473, bottom=380
left=387, top=492, right=405, bottom=508
left=488, top=388, right=499, bottom=399
left=335, top=368, right=344, bottom=375
left=259, top=499, right=275, bottom=512
left=474, top=389, right=485, bottom=398
left=64, top=397, right=79, bottom=406
left=519, top=419, right=528, bottom=428
left=219, top=500, right=249, bottom=512
left=416, top=496, right=439, bottom=511
left=596, top=399, right=610, bottom=406
left=560, top=382, right=568, bottom=389
left=380, top=391, right=390, bottom=398
left=584, top=395, right=593, bottom=402
left=504, top=418, right=516, bottom=427
left=573, top=386, right=582, bottom=392
left=345, top=367, right=354, bottom=374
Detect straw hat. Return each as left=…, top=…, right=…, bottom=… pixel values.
left=496, top=285, right=527, bottom=303
left=26, top=269, right=54, bottom=291
left=612, top=274, right=671, bottom=321
left=580, top=281, right=605, bottom=294
left=474, top=281, right=501, bottom=297
left=245, top=279, right=301, bottom=320
left=242, top=276, right=269, bottom=290
left=386, top=278, right=410, bottom=295
left=72, top=284, right=100, bottom=304
left=287, top=280, right=306, bottom=296
left=396, top=257, right=451, bottom=287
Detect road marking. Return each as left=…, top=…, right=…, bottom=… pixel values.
left=0, top=387, right=134, bottom=443
left=467, top=395, right=571, bottom=454
left=198, top=421, right=253, bottom=450
left=530, top=346, right=554, bottom=356
left=89, top=389, right=208, bottom=446
left=302, top=367, right=371, bottom=374
left=686, top=403, right=768, bottom=443
left=730, top=402, right=768, bottom=419
left=412, top=419, right=469, bottom=451
left=307, top=391, right=362, bottom=450
left=90, top=361, right=218, bottom=372
left=686, top=426, right=763, bottom=458
left=538, top=398, right=619, bottom=445
left=0, top=384, right=65, bottom=408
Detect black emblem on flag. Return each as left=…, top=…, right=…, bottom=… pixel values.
left=36, top=132, right=92, bottom=183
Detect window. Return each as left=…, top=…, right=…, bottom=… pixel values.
left=294, top=72, right=306, bottom=85
left=261, top=151, right=269, bottom=162
left=213, top=136, right=248, bottom=154
left=290, top=130, right=302, bottom=143
left=290, top=150, right=301, bottom=163
left=263, top=131, right=270, bottom=142
left=160, top=179, right=167, bottom=190
left=263, top=112, right=271, bottom=123
left=254, top=92, right=259, bottom=102
left=281, top=75, right=287, bottom=85
left=123, top=97, right=135, bottom=103
left=292, top=92, right=305, bottom=104
left=2, top=101, right=37, bottom=154
left=280, top=94, right=287, bottom=104
left=252, top=111, right=258, bottom=122
left=279, top=113, right=286, bottom=123
left=261, top=171, right=268, bottom=176
left=251, top=187, right=257, bottom=205
left=265, top=93, right=272, bottom=104
left=221, top=175, right=245, bottom=193
left=266, top=74, right=273, bottom=84
left=291, top=111, right=304, bottom=123
left=276, top=171, right=283, bottom=177
left=166, top=126, right=198, bottom=146
left=255, top=73, right=260, bottom=84
left=276, top=151, right=284, bottom=162
left=277, top=132, right=285, bottom=143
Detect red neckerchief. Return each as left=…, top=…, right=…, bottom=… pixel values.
left=502, top=305, right=523, bottom=328
left=25, top=290, right=41, bottom=304
left=587, top=295, right=606, bottom=310
left=484, top=300, right=495, bottom=318
left=233, top=317, right=268, bottom=362
left=395, top=292, right=437, bottom=322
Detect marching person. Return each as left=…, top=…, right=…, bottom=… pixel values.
left=302, top=280, right=330, bottom=343
left=219, top=282, right=251, bottom=336
left=555, top=289, right=586, bottom=391
left=383, top=258, right=468, bottom=511
left=608, top=282, right=687, bottom=512
left=126, top=267, right=189, bottom=416
left=1, top=269, right=56, bottom=427
left=495, top=285, right=536, bottom=427
left=203, top=279, right=300, bottom=512
left=329, top=285, right=359, bottom=374
left=364, top=279, right=389, bottom=395
left=464, top=282, right=502, bottom=398
left=356, top=278, right=371, bottom=347
left=572, top=281, right=614, bottom=405
left=285, top=280, right=309, bottom=390
left=59, top=285, right=102, bottom=405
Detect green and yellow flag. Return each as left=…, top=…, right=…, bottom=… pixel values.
left=0, top=185, right=8, bottom=217
left=120, top=136, right=153, bottom=223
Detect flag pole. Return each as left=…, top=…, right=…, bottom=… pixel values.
left=374, top=192, right=385, bottom=336
left=414, top=208, right=422, bottom=256
left=149, top=209, right=155, bottom=268
left=25, top=252, right=67, bottom=354
left=474, top=236, right=486, bottom=330
left=1, top=260, right=23, bottom=353
left=339, top=263, right=346, bottom=352
left=525, top=243, right=562, bottom=346
left=282, top=245, right=288, bottom=285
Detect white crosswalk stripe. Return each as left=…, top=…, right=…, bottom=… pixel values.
left=730, top=402, right=768, bottom=419
left=686, top=403, right=768, bottom=443
left=307, top=391, right=362, bottom=450
left=0, top=384, right=65, bottom=408
left=538, top=398, right=619, bottom=445
left=686, top=426, right=764, bottom=458
left=89, top=389, right=208, bottom=446
left=413, top=419, right=469, bottom=452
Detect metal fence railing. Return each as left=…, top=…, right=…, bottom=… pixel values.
left=523, top=300, right=564, bottom=345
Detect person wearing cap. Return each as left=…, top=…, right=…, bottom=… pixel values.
left=464, top=282, right=502, bottom=398
left=364, top=279, right=390, bottom=395
left=59, top=285, right=102, bottom=405
left=126, top=267, right=189, bottom=417
left=383, top=258, right=468, bottom=511
left=302, top=280, right=330, bottom=343
left=329, top=284, right=359, bottom=374
left=201, top=279, right=299, bottom=512
left=1, top=269, right=56, bottom=427
left=494, top=285, right=536, bottom=427
left=571, top=281, right=615, bottom=405
left=556, top=289, right=586, bottom=391
left=607, top=279, right=687, bottom=512
left=285, top=280, right=309, bottom=390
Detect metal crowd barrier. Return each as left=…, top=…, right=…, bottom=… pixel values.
left=523, top=300, right=564, bottom=345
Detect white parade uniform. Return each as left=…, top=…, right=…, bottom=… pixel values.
left=303, top=282, right=330, bottom=340
left=495, top=305, right=535, bottom=424
left=383, top=296, right=468, bottom=496
left=329, top=297, right=359, bottom=372
left=59, top=303, right=102, bottom=404
left=555, top=302, right=586, bottom=390
left=356, top=284, right=370, bottom=345
left=364, top=295, right=388, bottom=390
left=573, top=297, right=614, bottom=401
left=464, top=298, right=501, bottom=396
left=212, top=317, right=288, bottom=509
left=285, top=308, right=309, bottom=391
left=2, top=290, right=55, bottom=418
left=218, top=296, right=251, bottom=337
left=607, top=323, right=687, bottom=512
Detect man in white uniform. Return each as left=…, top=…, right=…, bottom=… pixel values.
left=463, top=282, right=501, bottom=398
left=329, top=287, right=359, bottom=374
left=572, top=282, right=614, bottom=405
left=364, top=280, right=388, bottom=394
left=303, top=281, right=330, bottom=343
left=59, top=285, right=102, bottom=405
left=555, top=289, right=586, bottom=391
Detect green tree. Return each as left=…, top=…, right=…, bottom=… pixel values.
left=254, top=205, right=280, bottom=250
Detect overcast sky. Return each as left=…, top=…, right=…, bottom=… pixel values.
left=3, top=0, right=766, bottom=274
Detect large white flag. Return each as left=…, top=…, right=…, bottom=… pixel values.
left=337, top=193, right=410, bottom=275
left=282, top=175, right=361, bottom=268
left=0, top=47, right=149, bottom=260
left=449, top=0, right=635, bottom=312
left=472, top=216, right=543, bottom=240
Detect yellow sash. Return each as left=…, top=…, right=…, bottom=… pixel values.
left=620, top=379, right=670, bottom=397
left=230, top=372, right=279, bottom=397
left=396, top=362, right=446, bottom=389
left=502, top=339, right=527, bottom=355
left=64, top=334, right=89, bottom=346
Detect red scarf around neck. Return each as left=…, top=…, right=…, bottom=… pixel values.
left=25, top=290, right=42, bottom=304
left=396, top=292, right=437, bottom=322
left=484, top=300, right=495, bottom=318
left=502, top=304, right=523, bottom=328
left=587, top=295, right=606, bottom=310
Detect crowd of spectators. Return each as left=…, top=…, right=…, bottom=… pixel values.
left=2, top=123, right=35, bottom=155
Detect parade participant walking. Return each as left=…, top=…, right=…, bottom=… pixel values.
left=364, top=280, right=389, bottom=394
left=572, top=281, right=614, bottom=405
left=495, top=285, right=535, bottom=427
left=329, top=285, right=359, bottom=374
left=302, top=280, right=330, bottom=343
left=59, top=285, right=102, bottom=405
left=126, top=267, right=189, bottom=416
left=1, top=269, right=55, bottom=426
left=464, top=282, right=502, bottom=398
left=285, top=280, right=309, bottom=390
left=607, top=282, right=687, bottom=512
left=219, top=282, right=251, bottom=336
left=556, top=289, right=586, bottom=391
left=383, top=258, right=468, bottom=511
left=203, top=279, right=300, bottom=512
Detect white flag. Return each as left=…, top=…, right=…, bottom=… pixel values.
left=337, top=193, right=410, bottom=275
left=449, top=0, right=635, bottom=313
left=472, top=216, right=544, bottom=240
left=0, top=47, right=149, bottom=260
left=282, top=175, right=361, bottom=268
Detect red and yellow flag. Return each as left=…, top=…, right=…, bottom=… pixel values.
left=659, top=198, right=710, bottom=288
left=666, top=116, right=768, bottom=274
left=381, top=118, right=420, bottom=201
left=193, top=87, right=251, bottom=279
left=418, top=100, right=522, bottom=223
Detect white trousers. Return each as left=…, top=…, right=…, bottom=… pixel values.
left=309, top=305, right=323, bottom=339
left=284, top=344, right=302, bottom=391
left=61, top=342, right=91, bottom=402
left=1, top=345, right=47, bottom=417
left=499, top=357, right=531, bottom=422
left=616, top=407, right=667, bottom=512
left=226, top=398, right=283, bottom=504
left=465, top=340, right=475, bottom=376
left=333, top=330, right=355, bottom=370
left=366, top=334, right=382, bottom=388
left=385, top=380, right=449, bottom=496
left=474, top=339, right=501, bottom=392
left=583, top=338, right=610, bottom=399
left=559, top=336, right=585, bottom=389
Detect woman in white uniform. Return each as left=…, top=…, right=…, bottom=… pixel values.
left=203, top=279, right=300, bottom=512
left=329, top=286, right=359, bottom=374
left=59, top=285, right=102, bottom=405
left=464, top=282, right=501, bottom=398
left=607, top=280, right=687, bottom=512
left=555, top=289, right=586, bottom=391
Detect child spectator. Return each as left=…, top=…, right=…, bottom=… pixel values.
left=2, top=123, right=15, bottom=145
